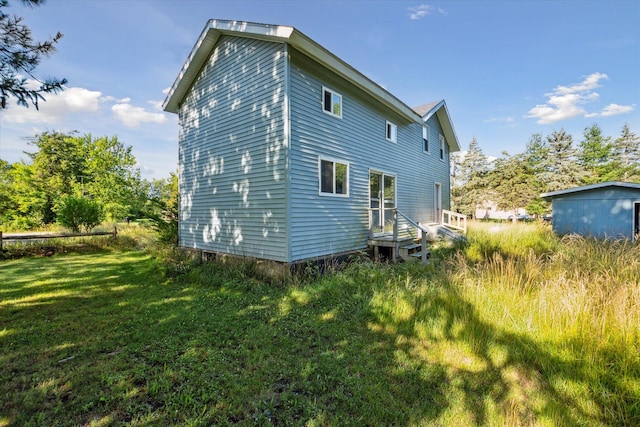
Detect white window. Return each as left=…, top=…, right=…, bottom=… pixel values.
left=439, top=134, right=445, bottom=160
left=319, top=158, right=349, bottom=196
left=423, top=125, right=430, bottom=153
left=386, top=121, right=397, bottom=143
left=322, top=87, right=342, bottom=118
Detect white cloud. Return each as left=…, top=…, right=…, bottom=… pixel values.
left=526, top=72, right=634, bottom=124
left=408, top=4, right=447, bottom=20
left=112, top=101, right=167, bottom=127
left=3, top=85, right=102, bottom=124
left=598, top=103, right=636, bottom=117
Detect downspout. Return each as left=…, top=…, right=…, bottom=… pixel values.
left=283, top=42, right=292, bottom=263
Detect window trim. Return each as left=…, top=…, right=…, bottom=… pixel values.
left=423, top=125, right=430, bottom=153
left=322, top=86, right=342, bottom=119
left=439, top=134, right=445, bottom=161
left=318, top=157, right=349, bottom=197
left=386, top=121, right=397, bottom=143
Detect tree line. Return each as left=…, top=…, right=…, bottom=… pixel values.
left=451, top=123, right=640, bottom=218
left=0, top=131, right=177, bottom=240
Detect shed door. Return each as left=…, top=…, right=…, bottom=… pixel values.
left=634, top=202, right=640, bottom=242
left=370, top=171, right=395, bottom=235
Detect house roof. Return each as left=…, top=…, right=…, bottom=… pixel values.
left=414, top=100, right=460, bottom=152
left=163, top=19, right=421, bottom=122
left=540, top=181, right=640, bottom=199
left=163, top=20, right=461, bottom=153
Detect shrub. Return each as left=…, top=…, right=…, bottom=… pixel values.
left=55, top=196, right=104, bottom=232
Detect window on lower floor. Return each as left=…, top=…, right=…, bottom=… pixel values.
left=319, top=158, right=349, bottom=196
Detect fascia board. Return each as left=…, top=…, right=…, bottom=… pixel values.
left=163, top=20, right=295, bottom=113
left=164, top=19, right=422, bottom=124
left=422, top=100, right=461, bottom=152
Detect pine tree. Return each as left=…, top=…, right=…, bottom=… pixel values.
left=541, top=129, right=587, bottom=192
left=522, top=133, right=549, bottom=215
left=612, top=124, right=640, bottom=182
left=490, top=151, right=537, bottom=221
left=452, top=137, right=491, bottom=217
left=0, top=0, right=67, bottom=109
left=578, top=124, right=617, bottom=184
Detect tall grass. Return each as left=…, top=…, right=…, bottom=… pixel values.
left=444, top=222, right=640, bottom=425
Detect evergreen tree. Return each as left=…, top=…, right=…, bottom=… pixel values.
left=613, top=124, right=640, bottom=182
left=541, top=129, right=586, bottom=192
left=578, top=124, right=617, bottom=184
left=490, top=151, right=537, bottom=221
left=0, top=0, right=67, bottom=109
left=522, top=133, right=549, bottom=216
left=452, top=136, right=491, bottom=217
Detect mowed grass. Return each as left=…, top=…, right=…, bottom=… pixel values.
left=1, top=223, right=638, bottom=426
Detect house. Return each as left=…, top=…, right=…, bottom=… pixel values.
left=475, top=201, right=527, bottom=221
left=163, top=19, right=462, bottom=263
left=541, top=182, right=640, bottom=241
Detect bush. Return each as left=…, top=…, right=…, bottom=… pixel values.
left=55, top=196, right=104, bottom=232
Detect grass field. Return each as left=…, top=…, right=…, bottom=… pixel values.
left=1, top=223, right=638, bottom=426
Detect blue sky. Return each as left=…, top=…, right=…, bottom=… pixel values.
left=1, top=0, right=638, bottom=179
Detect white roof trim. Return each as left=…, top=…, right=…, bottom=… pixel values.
left=163, top=19, right=421, bottom=122
left=541, top=181, right=640, bottom=199
left=419, top=99, right=460, bottom=152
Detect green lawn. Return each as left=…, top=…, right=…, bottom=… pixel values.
left=1, top=225, right=638, bottom=426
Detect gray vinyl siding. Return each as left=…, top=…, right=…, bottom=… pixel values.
left=551, top=187, right=640, bottom=239
left=178, top=36, right=289, bottom=261
left=288, top=50, right=451, bottom=261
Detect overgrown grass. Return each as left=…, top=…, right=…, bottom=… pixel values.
left=0, top=223, right=638, bottom=425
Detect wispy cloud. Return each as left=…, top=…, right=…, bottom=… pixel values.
left=112, top=100, right=167, bottom=128
left=526, top=72, right=635, bottom=124
left=408, top=4, right=447, bottom=20
left=2, top=81, right=170, bottom=129
left=2, top=85, right=102, bottom=124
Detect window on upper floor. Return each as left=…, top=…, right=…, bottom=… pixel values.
left=439, top=134, right=445, bottom=160
left=386, top=121, right=397, bottom=143
left=423, top=125, right=430, bottom=153
left=322, top=87, right=342, bottom=118
left=319, top=157, right=349, bottom=196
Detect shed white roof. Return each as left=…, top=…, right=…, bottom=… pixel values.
left=541, top=181, right=640, bottom=199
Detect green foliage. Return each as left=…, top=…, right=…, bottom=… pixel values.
left=0, top=0, right=67, bottom=109
left=55, top=195, right=104, bottom=232
left=0, top=131, right=147, bottom=229
left=144, top=172, right=179, bottom=244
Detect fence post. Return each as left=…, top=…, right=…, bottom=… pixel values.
left=112, top=225, right=118, bottom=240
left=0, top=231, right=3, bottom=251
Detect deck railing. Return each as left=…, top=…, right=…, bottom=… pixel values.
left=368, top=208, right=430, bottom=262
left=441, top=209, right=467, bottom=233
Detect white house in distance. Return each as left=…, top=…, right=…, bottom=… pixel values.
left=163, top=19, right=462, bottom=263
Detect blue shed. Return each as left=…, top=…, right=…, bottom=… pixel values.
left=163, top=19, right=463, bottom=263
left=541, top=182, right=640, bottom=241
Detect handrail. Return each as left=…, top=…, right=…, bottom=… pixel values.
left=441, top=209, right=467, bottom=234
left=367, top=208, right=429, bottom=262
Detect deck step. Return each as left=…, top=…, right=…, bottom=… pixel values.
left=410, top=251, right=431, bottom=259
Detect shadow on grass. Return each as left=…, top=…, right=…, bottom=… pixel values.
left=0, top=252, right=637, bottom=425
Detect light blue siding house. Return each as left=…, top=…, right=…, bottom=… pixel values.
left=541, top=182, right=640, bottom=241
left=163, top=19, right=461, bottom=263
